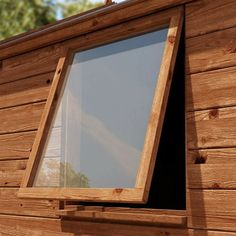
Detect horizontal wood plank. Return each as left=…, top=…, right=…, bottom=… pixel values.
left=58, top=210, right=187, bottom=227
left=0, top=160, right=27, bottom=187
left=186, top=26, right=236, bottom=74
left=189, top=230, right=236, bottom=236
left=0, top=72, right=53, bottom=109
left=18, top=188, right=145, bottom=203
left=0, top=102, right=45, bottom=135
left=188, top=148, right=236, bottom=164
left=186, top=66, right=236, bottom=111
left=0, top=0, right=193, bottom=60
left=186, top=0, right=236, bottom=38
left=0, top=61, right=56, bottom=85
left=188, top=164, right=236, bottom=189
left=187, top=107, right=236, bottom=149
left=0, top=214, right=235, bottom=235
left=187, top=189, right=236, bottom=231
left=188, top=148, right=236, bottom=189
left=0, top=131, right=36, bottom=161
left=104, top=207, right=186, bottom=216
left=0, top=188, right=59, bottom=218
left=2, top=44, right=63, bottom=71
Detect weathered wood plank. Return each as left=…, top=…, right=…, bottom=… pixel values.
left=187, top=107, right=236, bottom=149
left=188, top=148, right=236, bottom=164
left=0, top=102, right=45, bottom=135
left=0, top=214, right=235, bottom=236
left=0, top=160, right=27, bottom=187
left=186, top=66, right=236, bottom=111
left=187, top=190, right=236, bottom=231
left=0, top=72, right=53, bottom=109
left=58, top=210, right=187, bottom=227
left=186, top=26, right=236, bottom=74
left=0, top=188, right=59, bottom=218
left=2, top=44, right=63, bottom=71
left=0, top=0, right=193, bottom=60
left=0, top=61, right=56, bottom=85
left=189, top=229, right=236, bottom=236
left=188, top=148, right=236, bottom=189
left=0, top=131, right=36, bottom=161
left=18, top=187, right=145, bottom=203
left=104, top=207, right=186, bottom=216
left=0, top=8, right=178, bottom=86
left=186, top=0, right=236, bottom=38
left=188, top=164, right=236, bottom=189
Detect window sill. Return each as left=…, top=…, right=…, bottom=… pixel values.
left=57, top=206, right=187, bottom=228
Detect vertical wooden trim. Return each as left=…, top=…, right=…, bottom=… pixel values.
left=21, top=53, right=72, bottom=187
left=135, top=6, right=184, bottom=202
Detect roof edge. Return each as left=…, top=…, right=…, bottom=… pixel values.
left=0, top=0, right=193, bottom=60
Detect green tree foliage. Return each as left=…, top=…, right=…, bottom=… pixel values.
left=58, top=0, right=103, bottom=18
left=35, top=159, right=90, bottom=188
left=0, top=0, right=56, bottom=40
left=61, top=162, right=90, bottom=187
left=0, top=0, right=103, bottom=41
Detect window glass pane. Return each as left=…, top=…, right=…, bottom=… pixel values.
left=34, top=28, right=168, bottom=188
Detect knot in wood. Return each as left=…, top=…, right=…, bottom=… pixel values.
left=113, top=188, right=123, bottom=194
left=209, top=109, right=219, bottom=119
left=168, top=36, right=175, bottom=44
left=194, top=154, right=207, bottom=164
left=212, top=183, right=220, bottom=189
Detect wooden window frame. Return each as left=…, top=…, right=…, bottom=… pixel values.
left=18, top=6, right=183, bottom=204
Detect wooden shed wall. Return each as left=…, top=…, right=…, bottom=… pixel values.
left=186, top=0, right=236, bottom=232
left=0, top=0, right=235, bottom=235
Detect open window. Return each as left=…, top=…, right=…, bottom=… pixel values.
left=18, top=6, right=183, bottom=204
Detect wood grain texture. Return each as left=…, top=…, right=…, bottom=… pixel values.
left=58, top=7, right=179, bottom=56
left=0, top=102, right=45, bottom=135
left=187, top=190, right=236, bottom=231
left=186, top=26, right=236, bottom=74
left=103, top=207, right=186, bottom=216
left=18, top=187, right=145, bottom=203
left=2, top=44, right=63, bottom=71
left=0, top=188, right=59, bottom=218
left=187, top=106, right=236, bottom=149
left=0, top=72, right=53, bottom=109
left=186, top=0, right=236, bottom=38
left=0, top=8, right=178, bottom=86
left=186, top=66, right=236, bottom=111
left=0, top=60, right=56, bottom=85
left=0, top=160, right=27, bottom=187
left=189, top=230, right=236, bottom=236
left=188, top=164, right=236, bottom=189
left=58, top=209, right=187, bottom=227
left=0, top=0, right=192, bottom=60
left=0, top=214, right=188, bottom=236
left=0, top=131, right=35, bottom=160
left=187, top=148, right=236, bottom=189
left=0, top=214, right=235, bottom=235
left=188, top=148, right=236, bottom=164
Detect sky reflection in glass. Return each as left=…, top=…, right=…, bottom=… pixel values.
left=34, top=28, right=168, bottom=188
